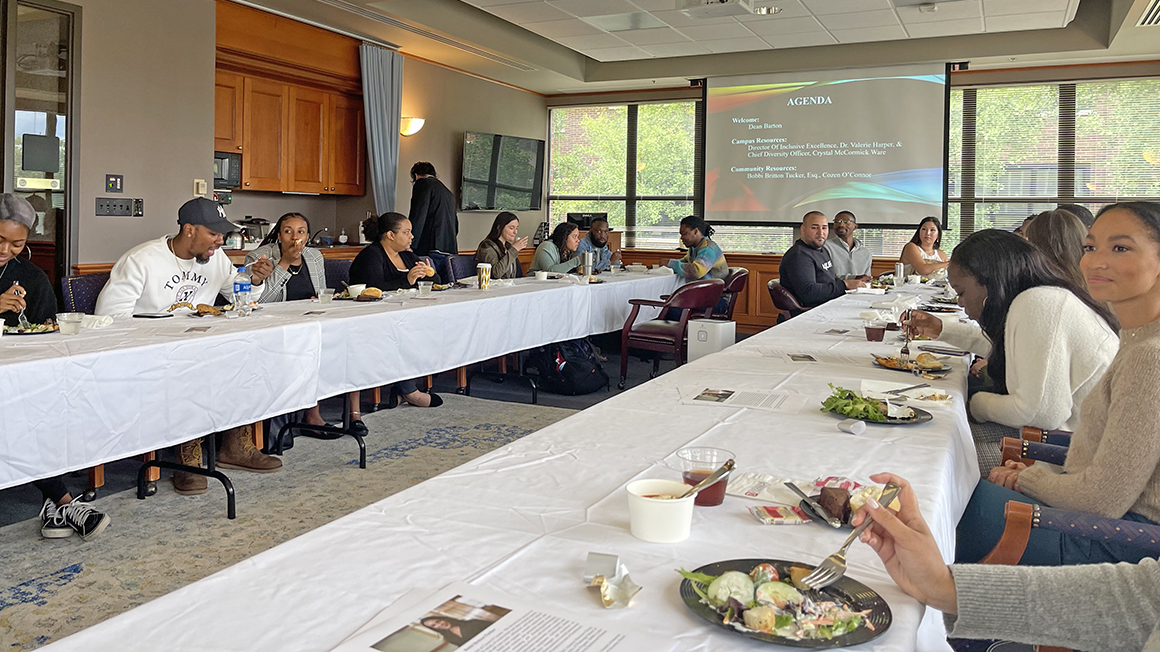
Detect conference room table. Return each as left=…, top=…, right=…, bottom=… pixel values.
left=43, top=285, right=978, bottom=652
left=0, top=271, right=678, bottom=490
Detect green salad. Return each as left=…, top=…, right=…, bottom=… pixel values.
left=821, top=384, right=887, bottom=422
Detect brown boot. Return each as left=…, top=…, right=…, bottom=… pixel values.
left=217, top=425, right=282, bottom=473
left=173, top=439, right=207, bottom=495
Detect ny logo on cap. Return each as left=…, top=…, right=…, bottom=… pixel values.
left=217, top=204, right=228, bottom=220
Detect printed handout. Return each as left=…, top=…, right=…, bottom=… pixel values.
left=680, top=387, right=809, bottom=413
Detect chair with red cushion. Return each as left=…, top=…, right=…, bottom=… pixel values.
left=710, top=267, right=749, bottom=321
left=618, top=279, right=724, bottom=389
left=766, top=278, right=808, bottom=324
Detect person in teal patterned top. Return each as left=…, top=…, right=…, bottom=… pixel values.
left=666, top=216, right=729, bottom=281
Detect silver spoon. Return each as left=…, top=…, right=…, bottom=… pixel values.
left=678, top=459, right=735, bottom=499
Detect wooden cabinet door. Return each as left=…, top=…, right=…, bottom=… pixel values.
left=242, top=77, right=289, bottom=191
left=214, top=71, right=244, bottom=153
left=288, top=86, right=329, bottom=193
left=328, top=93, right=366, bottom=196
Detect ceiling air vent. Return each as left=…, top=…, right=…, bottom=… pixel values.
left=311, top=0, right=537, bottom=72
left=1139, top=0, right=1160, bottom=26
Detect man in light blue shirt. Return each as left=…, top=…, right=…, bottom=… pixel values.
left=575, top=217, right=621, bottom=271
left=823, top=210, right=873, bottom=279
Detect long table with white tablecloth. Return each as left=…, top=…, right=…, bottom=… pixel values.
left=0, top=272, right=678, bottom=490
left=42, top=287, right=978, bottom=651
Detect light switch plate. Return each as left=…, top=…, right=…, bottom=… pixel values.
left=105, top=174, right=123, bottom=193
left=194, top=179, right=207, bottom=196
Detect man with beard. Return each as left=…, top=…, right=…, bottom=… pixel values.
left=96, top=197, right=282, bottom=493
left=574, top=216, right=621, bottom=271
left=779, top=211, right=867, bottom=308
left=822, top=210, right=873, bottom=280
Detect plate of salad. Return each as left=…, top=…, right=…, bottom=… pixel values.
left=3, top=321, right=59, bottom=335
left=678, top=559, right=891, bottom=647
left=821, top=385, right=932, bottom=425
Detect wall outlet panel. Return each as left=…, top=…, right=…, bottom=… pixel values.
left=96, top=197, right=134, bottom=216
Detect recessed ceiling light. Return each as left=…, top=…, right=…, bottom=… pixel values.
left=753, top=6, right=783, bottom=14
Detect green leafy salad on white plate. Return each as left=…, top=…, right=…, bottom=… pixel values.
left=677, top=563, right=872, bottom=640
left=820, top=384, right=888, bottom=422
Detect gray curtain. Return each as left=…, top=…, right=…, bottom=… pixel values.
left=359, top=44, right=403, bottom=215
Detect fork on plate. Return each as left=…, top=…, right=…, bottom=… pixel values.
left=899, top=309, right=911, bottom=365
left=801, top=483, right=902, bottom=590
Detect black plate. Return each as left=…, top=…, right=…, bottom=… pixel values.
left=871, top=358, right=951, bottom=374
left=828, top=406, right=933, bottom=425
left=679, top=558, right=892, bottom=648
left=2, top=326, right=58, bottom=335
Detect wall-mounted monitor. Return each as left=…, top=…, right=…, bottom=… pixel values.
left=460, top=131, right=545, bottom=212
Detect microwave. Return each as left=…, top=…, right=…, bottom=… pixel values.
left=214, top=151, right=242, bottom=188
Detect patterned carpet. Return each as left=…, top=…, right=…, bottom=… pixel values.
left=0, top=395, right=576, bottom=650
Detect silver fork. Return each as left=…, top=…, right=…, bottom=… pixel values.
left=801, top=483, right=902, bottom=590
left=899, top=309, right=911, bottom=365
left=12, top=281, right=31, bottom=330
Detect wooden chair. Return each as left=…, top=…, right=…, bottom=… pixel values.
left=766, top=278, right=808, bottom=324
left=710, top=267, right=749, bottom=321
left=618, top=279, right=724, bottom=389
left=999, top=427, right=1073, bottom=468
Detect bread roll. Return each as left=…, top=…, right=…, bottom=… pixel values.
left=915, top=352, right=941, bottom=369
left=359, top=287, right=383, bottom=299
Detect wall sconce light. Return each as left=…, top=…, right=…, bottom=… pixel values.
left=400, top=117, right=425, bottom=136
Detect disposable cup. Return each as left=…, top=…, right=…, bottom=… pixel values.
left=57, top=312, right=84, bottom=335
left=417, top=281, right=432, bottom=297
left=864, top=321, right=886, bottom=342
left=677, top=447, right=733, bottom=507
left=535, top=271, right=549, bottom=281
left=626, top=479, right=695, bottom=543
left=319, top=288, right=335, bottom=304
left=477, top=263, right=492, bottom=290
left=346, top=284, right=366, bottom=297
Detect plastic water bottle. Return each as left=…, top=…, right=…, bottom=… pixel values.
left=233, top=266, right=252, bottom=316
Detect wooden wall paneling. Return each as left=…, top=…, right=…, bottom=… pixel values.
left=288, top=86, right=329, bottom=193
left=214, top=71, right=244, bottom=153
left=328, top=93, right=366, bottom=195
left=242, top=77, right=290, bottom=191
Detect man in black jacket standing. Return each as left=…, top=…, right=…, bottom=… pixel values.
left=779, top=211, right=866, bottom=307
left=408, top=162, right=459, bottom=255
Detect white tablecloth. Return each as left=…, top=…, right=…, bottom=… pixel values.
left=43, top=286, right=979, bottom=652
left=0, top=273, right=678, bottom=489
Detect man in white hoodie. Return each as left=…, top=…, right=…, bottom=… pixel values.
left=96, top=198, right=282, bottom=495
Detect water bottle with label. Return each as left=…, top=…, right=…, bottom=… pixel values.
left=233, top=266, right=252, bottom=316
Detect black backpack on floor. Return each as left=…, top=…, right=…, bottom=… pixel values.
left=524, top=338, right=609, bottom=395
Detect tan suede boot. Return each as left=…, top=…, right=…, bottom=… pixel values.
left=217, top=425, right=283, bottom=473
left=173, top=439, right=207, bottom=495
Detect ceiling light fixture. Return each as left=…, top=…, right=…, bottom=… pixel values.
left=400, top=117, right=425, bottom=137
left=753, top=6, right=783, bottom=15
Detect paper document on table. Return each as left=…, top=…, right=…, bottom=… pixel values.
left=679, top=387, right=808, bottom=413
left=760, top=349, right=864, bottom=366
left=331, top=581, right=669, bottom=652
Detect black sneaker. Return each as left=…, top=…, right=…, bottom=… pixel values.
left=59, top=501, right=111, bottom=541
left=39, top=498, right=72, bottom=539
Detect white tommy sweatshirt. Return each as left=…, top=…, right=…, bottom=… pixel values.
left=937, top=286, right=1118, bottom=432
left=95, top=236, right=260, bottom=317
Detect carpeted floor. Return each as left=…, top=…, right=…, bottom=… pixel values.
left=0, top=395, right=576, bottom=650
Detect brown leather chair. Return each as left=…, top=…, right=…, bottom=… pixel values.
left=766, top=278, right=808, bottom=323
left=710, top=267, right=749, bottom=321
left=618, top=279, right=725, bottom=389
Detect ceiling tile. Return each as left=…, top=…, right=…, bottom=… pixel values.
left=639, top=41, right=712, bottom=56
left=625, top=0, right=675, bottom=10
left=982, top=0, right=1071, bottom=17
left=897, top=0, right=982, bottom=24
left=904, top=16, right=985, bottom=38
left=521, top=18, right=605, bottom=38
left=738, top=0, right=812, bottom=19
left=582, top=12, right=668, bottom=30
left=828, top=23, right=909, bottom=43
left=487, top=2, right=574, bottom=23
left=584, top=45, right=654, bottom=60
left=649, top=9, right=738, bottom=27
left=461, top=0, right=540, bottom=7
left=555, top=33, right=632, bottom=49
left=760, top=31, right=837, bottom=48
left=801, top=0, right=892, bottom=15
left=699, top=36, right=770, bottom=53
left=744, top=15, right=825, bottom=36
left=815, top=9, right=901, bottom=30
left=616, top=27, right=692, bottom=44
left=548, top=0, right=640, bottom=18
left=677, top=22, right=756, bottom=40
left=985, top=10, right=1068, bottom=31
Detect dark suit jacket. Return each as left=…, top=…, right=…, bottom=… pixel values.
left=409, top=177, right=459, bottom=255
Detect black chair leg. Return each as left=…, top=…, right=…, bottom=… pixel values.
left=137, top=457, right=236, bottom=520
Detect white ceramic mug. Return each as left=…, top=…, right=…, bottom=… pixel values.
left=626, top=479, right=695, bottom=543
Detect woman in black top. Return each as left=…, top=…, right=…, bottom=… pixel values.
left=349, top=212, right=444, bottom=409
left=0, top=194, right=111, bottom=541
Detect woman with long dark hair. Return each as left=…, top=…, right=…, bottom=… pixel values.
left=245, top=212, right=327, bottom=303
left=528, top=222, right=581, bottom=274
left=907, top=229, right=1118, bottom=476
left=899, top=216, right=949, bottom=276
left=475, top=212, right=527, bottom=279
left=951, top=203, right=1160, bottom=567
left=1024, top=208, right=1088, bottom=290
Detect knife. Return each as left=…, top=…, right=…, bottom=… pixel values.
left=783, top=482, right=842, bottom=528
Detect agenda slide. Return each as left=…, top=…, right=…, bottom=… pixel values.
left=704, top=63, right=948, bottom=227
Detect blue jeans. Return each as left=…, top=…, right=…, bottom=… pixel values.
left=956, top=480, right=1159, bottom=566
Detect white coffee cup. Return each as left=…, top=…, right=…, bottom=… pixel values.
left=346, top=284, right=366, bottom=297
left=535, top=271, right=549, bottom=281
left=626, top=478, right=695, bottom=543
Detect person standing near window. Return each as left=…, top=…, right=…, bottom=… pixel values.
left=408, top=162, right=458, bottom=256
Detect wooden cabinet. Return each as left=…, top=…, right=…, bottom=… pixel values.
left=327, top=93, right=365, bottom=195
left=288, top=86, right=329, bottom=194
left=242, top=77, right=290, bottom=191
left=214, top=71, right=244, bottom=152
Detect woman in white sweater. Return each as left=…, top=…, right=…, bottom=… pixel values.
left=906, top=229, right=1119, bottom=475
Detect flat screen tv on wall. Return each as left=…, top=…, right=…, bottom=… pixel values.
left=460, top=131, right=545, bottom=211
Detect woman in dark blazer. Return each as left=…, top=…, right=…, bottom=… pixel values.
left=349, top=212, right=444, bottom=408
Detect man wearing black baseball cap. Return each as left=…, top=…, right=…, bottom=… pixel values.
left=96, top=197, right=281, bottom=491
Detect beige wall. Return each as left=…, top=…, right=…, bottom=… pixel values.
left=75, top=0, right=216, bottom=263
left=334, top=56, right=549, bottom=252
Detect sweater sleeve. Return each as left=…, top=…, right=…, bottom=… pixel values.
left=948, top=561, right=1160, bottom=652
left=530, top=243, right=580, bottom=274
left=937, top=318, right=992, bottom=356
left=669, top=243, right=721, bottom=280
left=95, top=252, right=147, bottom=318
left=778, top=249, right=844, bottom=307
left=348, top=246, right=388, bottom=290
left=1019, top=345, right=1160, bottom=517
